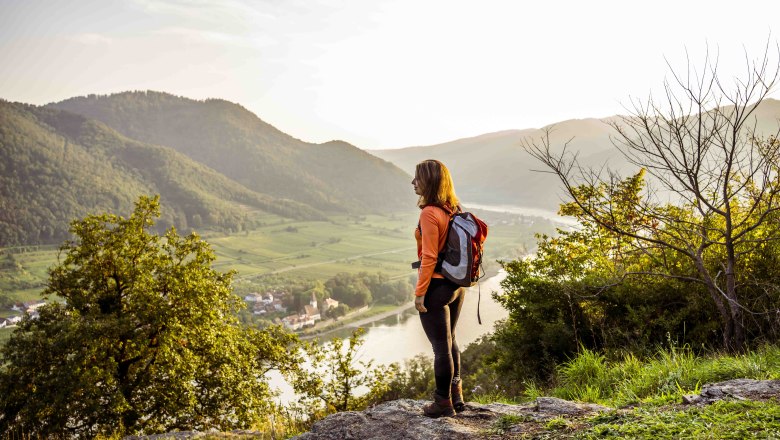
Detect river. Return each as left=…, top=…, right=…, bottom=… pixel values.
left=464, top=202, right=578, bottom=227
left=269, top=270, right=509, bottom=402
left=269, top=203, right=550, bottom=402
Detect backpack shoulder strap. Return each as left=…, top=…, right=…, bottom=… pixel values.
left=412, top=205, right=454, bottom=271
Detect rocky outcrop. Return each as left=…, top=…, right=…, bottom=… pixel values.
left=291, top=398, right=611, bottom=440
left=123, top=430, right=265, bottom=439
left=124, top=380, right=780, bottom=439
left=682, top=379, right=780, bottom=405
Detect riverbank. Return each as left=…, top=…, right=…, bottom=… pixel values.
left=297, top=269, right=504, bottom=342
left=298, top=302, right=415, bottom=341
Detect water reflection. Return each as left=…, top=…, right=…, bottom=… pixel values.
left=269, top=271, right=509, bottom=403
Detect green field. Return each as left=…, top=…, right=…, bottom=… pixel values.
left=208, top=213, right=419, bottom=281
left=0, top=245, right=60, bottom=315
left=0, top=209, right=556, bottom=320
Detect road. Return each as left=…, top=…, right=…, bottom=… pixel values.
left=300, top=302, right=416, bottom=340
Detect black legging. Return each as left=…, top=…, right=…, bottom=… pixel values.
left=419, top=277, right=465, bottom=398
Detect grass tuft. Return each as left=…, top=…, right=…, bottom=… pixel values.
left=549, top=344, right=780, bottom=408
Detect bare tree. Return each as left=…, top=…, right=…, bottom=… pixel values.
left=524, top=45, right=780, bottom=350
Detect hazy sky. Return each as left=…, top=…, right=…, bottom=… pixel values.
left=2, top=0, right=779, bottom=149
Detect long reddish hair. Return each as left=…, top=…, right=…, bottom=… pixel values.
left=415, top=159, right=459, bottom=210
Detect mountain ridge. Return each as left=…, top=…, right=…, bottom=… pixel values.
left=0, top=99, right=338, bottom=246
left=372, top=98, right=780, bottom=210
left=49, top=91, right=414, bottom=214
left=7, top=91, right=779, bottom=246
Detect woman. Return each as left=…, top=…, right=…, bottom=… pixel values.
left=412, top=159, right=466, bottom=418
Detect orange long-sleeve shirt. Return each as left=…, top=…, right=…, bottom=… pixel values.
left=414, top=205, right=452, bottom=297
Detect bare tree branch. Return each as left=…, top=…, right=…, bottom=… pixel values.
left=523, top=43, right=780, bottom=351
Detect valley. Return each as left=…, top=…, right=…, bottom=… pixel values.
left=0, top=206, right=556, bottom=343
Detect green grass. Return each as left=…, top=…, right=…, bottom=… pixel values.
left=0, top=246, right=59, bottom=304
left=489, top=414, right=535, bottom=435
left=484, top=345, right=780, bottom=439
left=0, top=210, right=545, bottom=327
left=579, top=400, right=780, bottom=439
left=0, top=214, right=415, bottom=311
left=472, top=391, right=523, bottom=405
left=203, top=213, right=419, bottom=280
left=548, top=344, right=780, bottom=408
left=0, top=211, right=543, bottom=286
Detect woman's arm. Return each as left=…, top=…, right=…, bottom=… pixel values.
left=414, top=207, right=442, bottom=297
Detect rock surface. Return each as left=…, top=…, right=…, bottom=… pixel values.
left=124, top=381, right=780, bottom=439
left=291, top=398, right=611, bottom=440
left=124, top=430, right=265, bottom=439
left=682, top=379, right=780, bottom=405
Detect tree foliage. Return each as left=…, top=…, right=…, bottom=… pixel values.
left=524, top=47, right=780, bottom=350
left=0, top=196, right=298, bottom=437
left=292, top=329, right=394, bottom=415
left=323, top=272, right=411, bottom=308
left=0, top=100, right=324, bottom=246
left=490, top=167, right=780, bottom=382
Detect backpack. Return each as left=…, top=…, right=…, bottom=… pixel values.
left=412, top=206, right=489, bottom=323
left=413, top=207, right=489, bottom=287
left=438, top=210, right=488, bottom=287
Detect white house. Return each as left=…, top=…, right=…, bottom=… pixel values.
left=24, top=301, right=46, bottom=314
left=244, top=293, right=263, bottom=302
left=281, top=314, right=315, bottom=331
left=324, top=298, right=339, bottom=310
left=304, top=304, right=321, bottom=321
left=281, top=315, right=302, bottom=331
left=252, top=301, right=268, bottom=315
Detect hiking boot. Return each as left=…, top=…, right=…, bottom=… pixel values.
left=423, top=392, right=456, bottom=418
left=451, top=378, right=465, bottom=412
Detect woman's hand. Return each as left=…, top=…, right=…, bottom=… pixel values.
left=414, top=295, right=427, bottom=313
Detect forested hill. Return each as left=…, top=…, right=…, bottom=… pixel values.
left=0, top=100, right=323, bottom=246
left=50, top=91, right=414, bottom=213
left=373, top=99, right=780, bottom=210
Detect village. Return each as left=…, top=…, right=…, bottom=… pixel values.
left=1, top=287, right=377, bottom=335
left=0, top=300, right=46, bottom=328
left=0, top=291, right=338, bottom=333
left=243, top=289, right=345, bottom=331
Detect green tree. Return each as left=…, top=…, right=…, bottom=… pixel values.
left=375, top=354, right=435, bottom=401
left=331, top=303, right=350, bottom=318
left=0, top=196, right=296, bottom=437
left=525, top=47, right=780, bottom=350
left=293, top=329, right=392, bottom=414
left=326, top=273, right=372, bottom=308
left=491, top=171, right=727, bottom=381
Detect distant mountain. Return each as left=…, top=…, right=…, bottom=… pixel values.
left=0, top=100, right=322, bottom=246
left=372, top=119, right=619, bottom=210
left=373, top=99, right=780, bottom=211
left=50, top=92, right=414, bottom=214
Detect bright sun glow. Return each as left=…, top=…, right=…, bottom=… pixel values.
left=1, top=0, right=779, bottom=148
